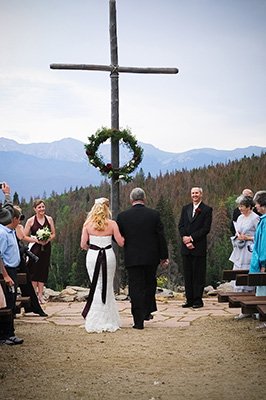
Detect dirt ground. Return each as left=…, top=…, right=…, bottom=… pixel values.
left=0, top=316, right=265, bottom=400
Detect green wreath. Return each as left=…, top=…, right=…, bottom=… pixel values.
left=85, top=127, right=143, bottom=183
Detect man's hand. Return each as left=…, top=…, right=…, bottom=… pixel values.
left=182, top=236, right=191, bottom=244
left=186, top=242, right=195, bottom=250
left=160, top=259, right=169, bottom=267
left=1, top=264, right=14, bottom=287
left=1, top=182, right=10, bottom=195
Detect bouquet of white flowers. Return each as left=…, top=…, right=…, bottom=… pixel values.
left=36, top=227, right=51, bottom=246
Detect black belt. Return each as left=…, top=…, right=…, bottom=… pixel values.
left=81, top=244, right=112, bottom=319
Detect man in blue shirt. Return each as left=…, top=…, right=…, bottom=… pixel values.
left=0, top=206, right=23, bottom=345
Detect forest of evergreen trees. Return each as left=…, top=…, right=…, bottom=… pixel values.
left=15, top=151, right=266, bottom=292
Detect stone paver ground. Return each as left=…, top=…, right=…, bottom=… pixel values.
left=16, top=296, right=240, bottom=328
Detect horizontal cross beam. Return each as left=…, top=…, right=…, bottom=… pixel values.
left=50, top=63, right=178, bottom=74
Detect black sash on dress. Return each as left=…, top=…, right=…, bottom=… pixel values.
left=81, top=244, right=112, bottom=319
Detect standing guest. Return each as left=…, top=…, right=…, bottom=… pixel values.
left=24, top=199, right=55, bottom=304
left=117, top=188, right=169, bottom=330
left=178, top=186, right=212, bottom=309
left=229, top=195, right=260, bottom=300
left=0, top=181, right=13, bottom=226
left=249, top=191, right=266, bottom=297
left=0, top=207, right=23, bottom=345
left=80, top=198, right=124, bottom=333
left=15, top=221, right=48, bottom=317
left=230, top=188, right=260, bottom=235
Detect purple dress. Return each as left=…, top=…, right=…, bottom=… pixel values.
left=28, top=215, right=51, bottom=283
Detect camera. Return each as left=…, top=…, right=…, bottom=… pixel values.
left=20, top=245, right=39, bottom=263
left=247, top=243, right=254, bottom=253
left=8, top=285, right=15, bottom=293
left=0, top=183, right=2, bottom=189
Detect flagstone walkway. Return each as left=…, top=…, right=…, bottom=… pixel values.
left=16, top=297, right=240, bottom=328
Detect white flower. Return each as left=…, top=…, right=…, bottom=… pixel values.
left=95, top=198, right=105, bottom=204
left=118, top=175, right=125, bottom=179
left=36, top=227, right=51, bottom=241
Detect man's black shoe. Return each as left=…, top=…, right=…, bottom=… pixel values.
left=144, top=314, right=154, bottom=321
left=39, top=312, right=48, bottom=317
left=132, top=324, right=144, bottom=330
left=182, top=303, right=193, bottom=308
left=192, top=303, right=203, bottom=309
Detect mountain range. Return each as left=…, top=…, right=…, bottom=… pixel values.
left=0, top=137, right=265, bottom=201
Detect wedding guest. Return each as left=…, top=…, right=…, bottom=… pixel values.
left=178, top=186, right=212, bottom=309
left=0, top=181, right=13, bottom=226
left=24, top=199, right=55, bottom=304
left=0, top=207, right=23, bottom=345
left=229, top=195, right=260, bottom=293
left=249, top=191, right=266, bottom=297
left=16, top=221, right=48, bottom=317
left=117, top=188, right=169, bottom=330
left=80, top=198, right=124, bottom=333
left=230, top=188, right=260, bottom=235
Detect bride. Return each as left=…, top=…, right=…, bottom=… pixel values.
left=80, top=198, right=124, bottom=333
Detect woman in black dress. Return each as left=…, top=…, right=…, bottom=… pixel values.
left=24, top=199, right=55, bottom=304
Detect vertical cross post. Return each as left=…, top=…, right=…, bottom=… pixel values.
left=110, top=0, right=119, bottom=220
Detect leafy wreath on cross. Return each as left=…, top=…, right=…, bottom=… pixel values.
left=85, top=127, right=143, bottom=183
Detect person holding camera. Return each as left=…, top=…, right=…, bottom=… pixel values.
left=0, top=206, right=23, bottom=345
left=0, top=181, right=13, bottom=227
left=0, top=181, right=15, bottom=315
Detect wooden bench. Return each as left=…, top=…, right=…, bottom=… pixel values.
left=0, top=273, right=27, bottom=290
left=228, top=295, right=256, bottom=308
left=15, top=297, right=31, bottom=314
left=217, top=291, right=255, bottom=303
left=240, top=297, right=266, bottom=314
left=235, top=274, right=249, bottom=286
left=257, top=305, right=266, bottom=321
left=247, top=273, right=266, bottom=286
left=1, top=274, right=29, bottom=315
left=0, top=308, right=12, bottom=322
left=222, top=269, right=249, bottom=280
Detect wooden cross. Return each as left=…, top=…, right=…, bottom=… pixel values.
left=50, top=0, right=178, bottom=219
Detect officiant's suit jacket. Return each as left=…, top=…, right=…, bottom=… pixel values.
left=117, top=204, right=168, bottom=268
left=178, top=202, right=212, bottom=256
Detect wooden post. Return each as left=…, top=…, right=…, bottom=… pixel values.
left=109, top=0, right=119, bottom=220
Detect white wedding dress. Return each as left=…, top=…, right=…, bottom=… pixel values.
left=85, top=235, right=121, bottom=333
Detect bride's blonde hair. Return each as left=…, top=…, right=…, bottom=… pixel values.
left=84, top=198, right=111, bottom=231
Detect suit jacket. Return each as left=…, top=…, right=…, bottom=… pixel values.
left=117, top=204, right=168, bottom=268
left=178, top=202, right=212, bottom=257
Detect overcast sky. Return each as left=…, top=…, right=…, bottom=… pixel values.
left=0, top=0, right=265, bottom=153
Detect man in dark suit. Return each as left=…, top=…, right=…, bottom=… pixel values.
left=178, top=186, right=212, bottom=308
left=117, top=187, right=169, bottom=329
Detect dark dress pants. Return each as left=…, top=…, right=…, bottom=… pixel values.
left=182, top=255, right=206, bottom=305
left=127, top=264, right=157, bottom=326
